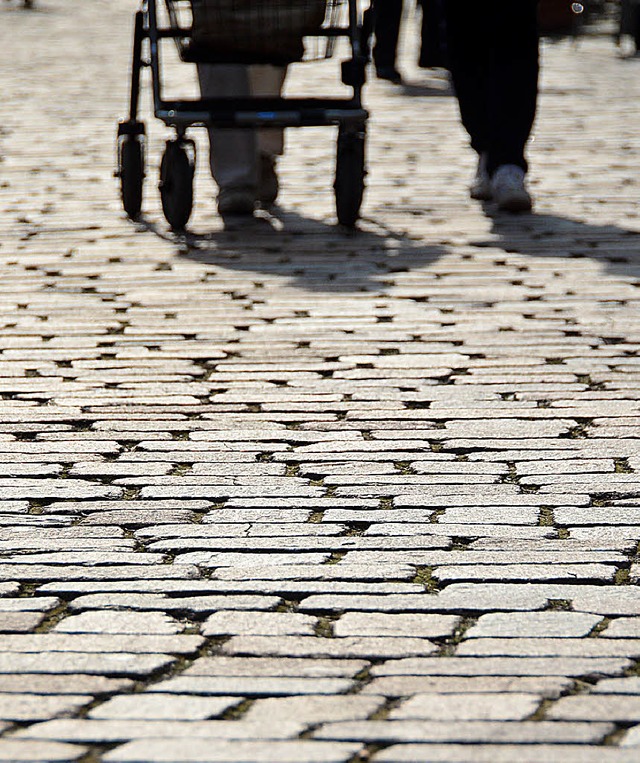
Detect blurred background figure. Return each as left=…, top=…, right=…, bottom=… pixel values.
left=369, top=0, right=405, bottom=83
left=367, top=0, right=449, bottom=83
left=619, top=0, right=640, bottom=54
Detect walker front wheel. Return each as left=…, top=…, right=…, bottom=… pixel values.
left=159, top=139, right=195, bottom=231
left=334, top=125, right=366, bottom=228
left=118, top=136, right=145, bottom=221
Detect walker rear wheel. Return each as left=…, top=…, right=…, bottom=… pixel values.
left=118, top=136, right=145, bottom=221
left=334, top=124, right=366, bottom=228
left=159, top=139, right=195, bottom=231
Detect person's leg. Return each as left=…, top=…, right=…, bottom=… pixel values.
left=418, top=0, right=447, bottom=69
left=485, top=0, right=539, bottom=175
left=249, top=65, right=286, bottom=206
left=443, top=0, right=537, bottom=210
left=250, top=65, right=286, bottom=159
left=442, top=0, right=489, bottom=158
left=197, top=63, right=258, bottom=211
left=372, top=0, right=404, bottom=80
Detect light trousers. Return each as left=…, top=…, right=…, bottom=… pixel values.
left=197, top=64, right=286, bottom=192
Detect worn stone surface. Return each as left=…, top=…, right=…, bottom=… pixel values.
left=102, top=740, right=361, bottom=763
left=88, top=694, right=240, bottom=721
left=0, top=740, right=88, bottom=762
left=312, top=720, right=613, bottom=744
left=373, top=745, right=640, bottom=762
left=464, top=612, right=603, bottom=639
left=388, top=692, right=541, bottom=721
left=0, top=2, right=639, bottom=760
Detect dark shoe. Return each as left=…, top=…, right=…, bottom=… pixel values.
left=258, top=154, right=279, bottom=207
left=375, top=66, right=403, bottom=84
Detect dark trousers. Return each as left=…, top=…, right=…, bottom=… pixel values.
left=443, top=0, right=539, bottom=174
left=371, top=0, right=403, bottom=70
left=418, top=0, right=447, bottom=68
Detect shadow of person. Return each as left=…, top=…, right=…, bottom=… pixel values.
left=473, top=208, right=640, bottom=281
left=171, top=207, right=447, bottom=293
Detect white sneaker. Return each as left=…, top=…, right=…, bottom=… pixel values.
left=491, top=164, right=533, bottom=213
left=470, top=153, right=492, bottom=201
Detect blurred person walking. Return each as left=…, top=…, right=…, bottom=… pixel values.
left=442, top=0, right=539, bottom=212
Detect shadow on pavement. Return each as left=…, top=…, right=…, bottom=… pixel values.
left=169, top=207, right=447, bottom=293
left=475, top=209, right=640, bottom=280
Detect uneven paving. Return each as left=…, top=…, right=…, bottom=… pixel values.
left=1, top=0, right=640, bottom=761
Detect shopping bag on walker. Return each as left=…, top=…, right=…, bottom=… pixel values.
left=190, top=0, right=329, bottom=63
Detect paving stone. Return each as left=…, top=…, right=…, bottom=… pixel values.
left=556, top=507, right=640, bottom=525
left=601, top=618, right=640, bottom=638
left=0, top=501, right=30, bottom=514
left=299, top=583, right=551, bottom=613
left=147, top=676, right=356, bottom=696
left=0, top=693, right=93, bottom=721
left=1, top=551, right=165, bottom=565
left=621, top=725, right=640, bottom=746
left=45, top=500, right=212, bottom=515
left=371, top=657, right=632, bottom=678
left=0, top=740, right=88, bottom=762
left=68, top=594, right=280, bottom=613
left=0, top=674, right=134, bottom=695
left=89, top=694, right=240, bottom=721
left=213, top=564, right=417, bottom=581
left=372, top=744, right=640, bottom=762
left=103, top=739, right=362, bottom=763
left=562, top=587, right=640, bottom=616
left=592, top=677, right=640, bottom=694
left=0, top=611, right=47, bottom=632
left=465, top=612, right=603, bottom=639
left=181, top=657, right=367, bottom=678
left=222, top=636, right=438, bottom=659
left=202, top=611, right=316, bottom=637
left=80, top=510, right=200, bottom=525
left=0, top=582, right=20, bottom=601
left=244, top=695, right=384, bottom=725
left=53, top=611, right=184, bottom=635
left=0, top=652, right=175, bottom=676
left=360, top=675, right=572, bottom=698
left=333, top=613, right=460, bottom=639
left=456, top=638, right=640, bottom=658
left=548, top=695, right=640, bottom=721
left=0, top=564, right=200, bottom=582
left=14, top=719, right=304, bottom=742
left=312, top=720, right=613, bottom=744
left=0, top=479, right=122, bottom=499
left=433, top=563, right=617, bottom=583
left=388, top=692, right=540, bottom=721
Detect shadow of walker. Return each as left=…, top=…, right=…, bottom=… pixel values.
left=165, top=206, right=448, bottom=294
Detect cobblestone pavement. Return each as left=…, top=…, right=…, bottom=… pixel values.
left=1, top=1, right=640, bottom=761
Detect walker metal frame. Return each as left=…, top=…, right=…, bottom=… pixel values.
left=117, top=0, right=372, bottom=228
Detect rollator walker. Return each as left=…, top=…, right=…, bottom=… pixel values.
left=116, top=0, right=372, bottom=229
